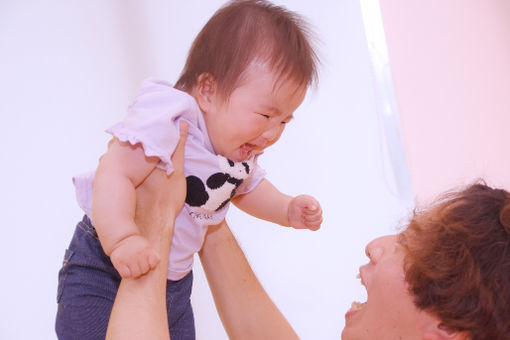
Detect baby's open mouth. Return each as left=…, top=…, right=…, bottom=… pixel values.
left=239, top=143, right=256, bottom=160
left=239, top=143, right=257, bottom=161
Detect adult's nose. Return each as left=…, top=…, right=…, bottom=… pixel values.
left=364, top=235, right=395, bottom=263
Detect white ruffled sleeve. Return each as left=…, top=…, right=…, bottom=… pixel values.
left=106, top=79, right=199, bottom=174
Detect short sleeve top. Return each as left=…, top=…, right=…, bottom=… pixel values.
left=73, top=79, right=266, bottom=280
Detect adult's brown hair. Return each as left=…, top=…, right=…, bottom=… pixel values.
left=175, top=0, right=319, bottom=101
left=400, top=182, right=510, bottom=340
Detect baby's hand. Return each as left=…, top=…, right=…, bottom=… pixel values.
left=110, top=234, right=160, bottom=278
left=288, top=195, right=323, bottom=231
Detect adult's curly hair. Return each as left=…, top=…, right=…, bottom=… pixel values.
left=400, top=182, right=510, bottom=339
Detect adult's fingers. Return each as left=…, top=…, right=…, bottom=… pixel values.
left=171, top=121, right=189, bottom=175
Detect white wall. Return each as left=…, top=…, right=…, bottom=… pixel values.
left=0, top=1, right=408, bottom=339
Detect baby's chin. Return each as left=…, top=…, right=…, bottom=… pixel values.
left=226, top=145, right=253, bottom=162
left=228, top=153, right=250, bottom=163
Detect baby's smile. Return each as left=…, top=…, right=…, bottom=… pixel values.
left=237, top=143, right=261, bottom=161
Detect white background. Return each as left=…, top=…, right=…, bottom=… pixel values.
left=0, top=1, right=409, bottom=339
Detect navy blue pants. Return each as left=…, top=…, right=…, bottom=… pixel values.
left=55, top=216, right=195, bottom=340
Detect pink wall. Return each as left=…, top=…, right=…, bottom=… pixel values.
left=379, top=0, right=510, bottom=203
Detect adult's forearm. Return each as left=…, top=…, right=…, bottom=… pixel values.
left=105, top=211, right=174, bottom=340
left=199, top=220, right=299, bottom=340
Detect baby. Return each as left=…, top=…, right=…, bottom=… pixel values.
left=57, top=0, right=322, bottom=338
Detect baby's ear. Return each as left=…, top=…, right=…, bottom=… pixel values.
left=195, top=73, right=218, bottom=113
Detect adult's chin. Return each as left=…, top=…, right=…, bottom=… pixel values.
left=341, top=303, right=369, bottom=340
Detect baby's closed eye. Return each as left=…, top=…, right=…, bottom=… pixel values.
left=256, top=112, right=271, bottom=119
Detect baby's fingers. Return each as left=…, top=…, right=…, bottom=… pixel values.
left=305, top=218, right=322, bottom=231
left=304, top=213, right=322, bottom=224
left=128, top=260, right=148, bottom=279
left=304, top=205, right=322, bottom=219
left=135, top=250, right=160, bottom=277
left=148, top=251, right=160, bottom=269
left=116, top=263, right=134, bottom=279
left=303, top=210, right=322, bottom=231
left=111, top=254, right=134, bottom=278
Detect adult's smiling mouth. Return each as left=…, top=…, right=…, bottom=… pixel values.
left=345, top=273, right=367, bottom=319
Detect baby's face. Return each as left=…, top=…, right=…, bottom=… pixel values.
left=202, top=62, right=307, bottom=162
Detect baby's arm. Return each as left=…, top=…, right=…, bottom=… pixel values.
left=232, top=179, right=322, bottom=230
left=92, top=139, right=161, bottom=278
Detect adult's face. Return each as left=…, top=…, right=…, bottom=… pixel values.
left=341, top=235, right=438, bottom=339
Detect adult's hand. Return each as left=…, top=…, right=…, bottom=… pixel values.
left=136, top=120, right=189, bottom=240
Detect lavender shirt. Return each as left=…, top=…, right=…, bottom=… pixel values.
left=73, top=79, right=266, bottom=280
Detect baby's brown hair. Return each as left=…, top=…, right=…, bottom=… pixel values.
left=400, top=182, right=510, bottom=340
left=175, top=0, right=319, bottom=101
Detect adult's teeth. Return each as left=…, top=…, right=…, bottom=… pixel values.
left=357, top=273, right=366, bottom=286
left=350, top=301, right=365, bottom=311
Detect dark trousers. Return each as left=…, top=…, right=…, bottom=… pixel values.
left=55, top=216, right=195, bottom=340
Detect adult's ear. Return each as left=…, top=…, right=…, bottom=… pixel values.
left=423, top=322, right=469, bottom=340
left=195, top=73, right=218, bottom=113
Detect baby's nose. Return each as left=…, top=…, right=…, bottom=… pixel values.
left=262, top=124, right=282, bottom=143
